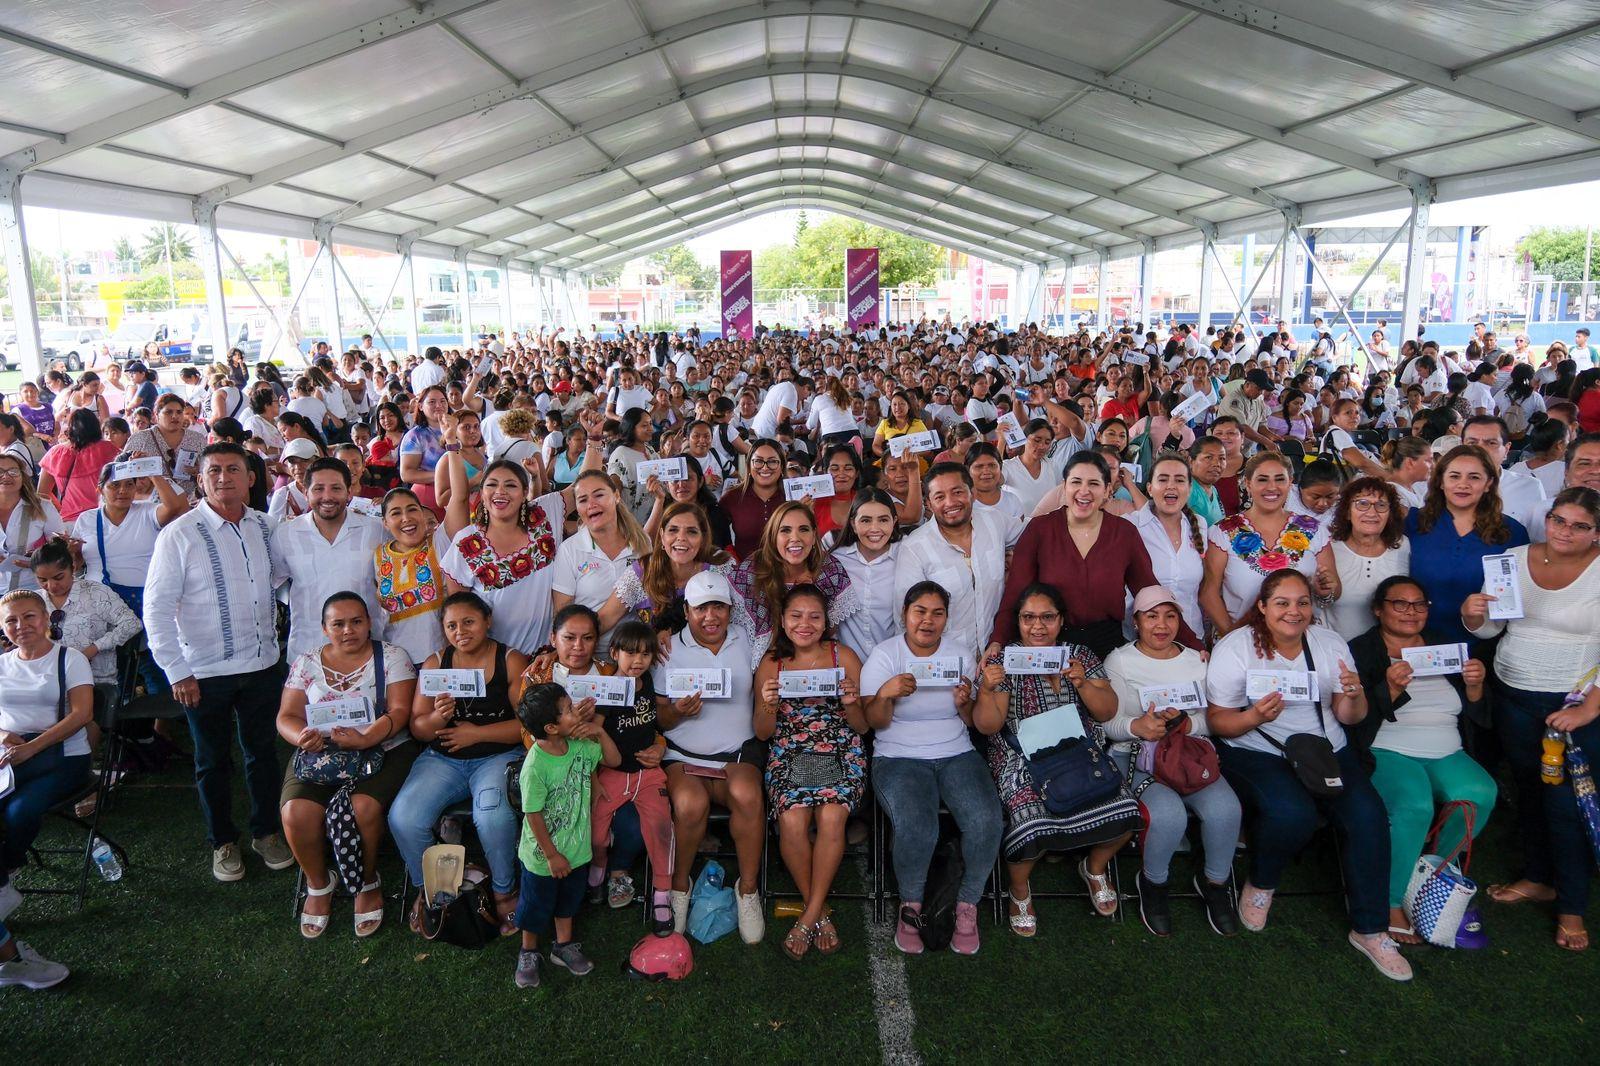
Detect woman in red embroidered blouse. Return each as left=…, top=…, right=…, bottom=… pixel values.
left=989, top=452, right=1196, bottom=661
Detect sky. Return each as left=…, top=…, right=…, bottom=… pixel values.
left=20, top=180, right=1600, bottom=267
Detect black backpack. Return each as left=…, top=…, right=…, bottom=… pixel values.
left=917, top=840, right=965, bottom=952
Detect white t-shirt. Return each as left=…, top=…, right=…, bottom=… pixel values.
left=1206, top=624, right=1353, bottom=757
left=0, top=644, right=94, bottom=757
left=859, top=635, right=973, bottom=761
left=652, top=626, right=755, bottom=769
left=751, top=381, right=798, bottom=438
left=1002, top=453, right=1065, bottom=519
left=287, top=395, right=327, bottom=427
left=1103, top=643, right=1210, bottom=746
left=608, top=385, right=652, bottom=417
left=807, top=393, right=858, bottom=436
left=1372, top=671, right=1462, bottom=761
left=73, top=500, right=163, bottom=588
left=549, top=528, right=637, bottom=650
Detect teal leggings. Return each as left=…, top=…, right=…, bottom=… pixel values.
left=1369, top=748, right=1497, bottom=908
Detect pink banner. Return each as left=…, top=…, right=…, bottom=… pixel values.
left=970, top=259, right=987, bottom=320
left=845, top=247, right=880, bottom=332
left=720, top=249, right=753, bottom=340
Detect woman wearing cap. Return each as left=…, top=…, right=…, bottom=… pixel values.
left=1205, top=569, right=1408, bottom=980
left=1106, top=586, right=1240, bottom=937
left=864, top=581, right=1001, bottom=956
left=1199, top=451, right=1339, bottom=635
left=1346, top=574, right=1494, bottom=946
left=1462, top=487, right=1600, bottom=952
left=1404, top=444, right=1528, bottom=647
left=123, top=393, right=208, bottom=499
left=975, top=583, right=1136, bottom=934
left=269, top=437, right=321, bottom=522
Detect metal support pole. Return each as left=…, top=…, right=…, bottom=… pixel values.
left=331, top=251, right=401, bottom=361
left=1399, top=183, right=1435, bottom=351
left=1138, top=241, right=1155, bottom=331
left=455, top=250, right=473, bottom=347
left=312, top=222, right=342, bottom=353
left=1239, top=233, right=1254, bottom=311
left=399, top=240, right=420, bottom=358
left=497, top=255, right=515, bottom=341
left=1295, top=228, right=1374, bottom=372
left=0, top=167, right=43, bottom=379
left=1276, top=215, right=1299, bottom=326
left=1061, top=261, right=1075, bottom=331
left=1196, top=227, right=1215, bottom=335
left=1302, top=231, right=1316, bottom=323
left=1096, top=250, right=1109, bottom=332
left=532, top=270, right=550, bottom=330
left=194, top=203, right=233, bottom=363
left=1453, top=226, right=1471, bottom=323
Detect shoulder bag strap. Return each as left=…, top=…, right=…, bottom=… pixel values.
left=1298, top=637, right=1330, bottom=739
left=55, top=644, right=68, bottom=722
left=371, top=640, right=387, bottom=716
left=95, top=509, right=112, bottom=586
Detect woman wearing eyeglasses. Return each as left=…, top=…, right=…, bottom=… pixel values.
left=1462, top=487, right=1600, bottom=952
left=1326, top=478, right=1411, bottom=642
left=1346, top=575, right=1494, bottom=945
left=720, top=438, right=785, bottom=562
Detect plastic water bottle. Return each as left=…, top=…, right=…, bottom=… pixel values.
left=92, top=838, right=123, bottom=882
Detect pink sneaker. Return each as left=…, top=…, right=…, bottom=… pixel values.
left=1238, top=881, right=1274, bottom=933
left=1349, top=931, right=1414, bottom=982
left=895, top=903, right=924, bottom=955
left=951, top=902, right=980, bottom=955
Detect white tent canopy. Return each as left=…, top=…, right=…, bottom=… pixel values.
left=3, top=0, right=1598, bottom=363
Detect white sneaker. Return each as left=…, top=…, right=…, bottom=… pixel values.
left=735, top=881, right=765, bottom=945
left=212, top=843, right=244, bottom=882
left=670, top=889, right=691, bottom=935
left=0, top=942, right=69, bottom=989
left=0, top=882, right=21, bottom=922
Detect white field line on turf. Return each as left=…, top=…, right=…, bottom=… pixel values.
left=856, top=854, right=922, bottom=1066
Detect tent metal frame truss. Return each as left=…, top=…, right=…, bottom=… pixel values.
left=3, top=0, right=1598, bottom=368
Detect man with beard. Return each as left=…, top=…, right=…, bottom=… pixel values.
left=893, top=462, right=1006, bottom=661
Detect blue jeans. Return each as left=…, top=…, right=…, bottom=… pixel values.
left=1495, top=683, right=1600, bottom=916
left=1, top=743, right=90, bottom=880
left=874, top=750, right=1003, bottom=905
left=1220, top=742, right=1391, bottom=935
left=183, top=666, right=283, bottom=847
left=389, top=747, right=523, bottom=894
left=1113, top=748, right=1241, bottom=885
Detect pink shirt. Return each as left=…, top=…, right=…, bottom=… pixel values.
left=41, top=440, right=119, bottom=521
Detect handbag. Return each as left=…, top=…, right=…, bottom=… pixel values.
left=1402, top=800, right=1479, bottom=948
left=1150, top=716, right=1222, bottom=796
left=1004, top=726, right=1123, bottom=816
left=1254, top=639, right=1345, bottom=799
left=417, top=849, right=500, bottom=949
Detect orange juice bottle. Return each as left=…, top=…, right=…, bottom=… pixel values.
left=1541, top=728, right=1566, bottom=786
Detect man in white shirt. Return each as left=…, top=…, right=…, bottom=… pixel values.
left=408, top=347, right=446, bottom=395
left=1462, top=417, right=1546, bottom=531
left=893, top=463, right=1007, bottom=661
left=270, top=457, right=386, bottom=661
left=751, top=374, right=797, bottom=438
left=143, top=443, right=292, bottom=883
left=652, top=571, right=765, bottom=944
left=1527, top=433, right=1600, bottom=544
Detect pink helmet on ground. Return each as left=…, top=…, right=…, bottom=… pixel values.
left=625, top=932, right=694, bottom=981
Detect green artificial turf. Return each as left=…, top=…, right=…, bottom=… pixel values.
left=12, top=758, right=1600, bottom=1065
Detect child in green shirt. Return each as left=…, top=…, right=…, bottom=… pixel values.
left=512, top=683, right=620, bottom=990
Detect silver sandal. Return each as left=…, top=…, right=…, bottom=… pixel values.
left=1078, top=859, right=1117, bottom=917
left=1006, top=891, right=1037, bottom=937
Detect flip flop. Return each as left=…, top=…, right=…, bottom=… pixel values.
left=1487, top=882, right=1556, bottom=905
left=1556, top=924, right=1590, bottom=952
left=1387, top=924, right=1422, bottom=945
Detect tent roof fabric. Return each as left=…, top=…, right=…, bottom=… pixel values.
left=3, top=0, right=1597, bottom=271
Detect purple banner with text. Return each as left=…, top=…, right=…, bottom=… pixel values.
left=720, top=249, right=753, bottom=341
left=846, top=247, right=880, bottom=332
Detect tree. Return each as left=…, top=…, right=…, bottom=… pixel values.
left=111, top=236, right=137, bottom=273
left=139, top=223, right=195, bottom=268
left=755, top=215, right=942, bottom=290
left=1517, top=225, right=1592, bottom=282
left=646, top=244, right=716, bottom=290
left=121, top=261, right=202, bottom=312
left=0, top=250, right=63, bottom=310
left=794, top=209, right=809, bottom=244
left=589, top=266, right=621, bottom=286
left=247, top=252, right=290, bottom=297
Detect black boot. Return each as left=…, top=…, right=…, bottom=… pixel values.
left=1194, top=874, right=1239, bottom=937
left=1138, top=872, right=1172, bottom=937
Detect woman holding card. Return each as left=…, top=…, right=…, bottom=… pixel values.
left=862, top=581, right=1001, bottom=956
left=1205, top=570, right=1409, bottom=981
left=606, top=408, right=661, bottom=525
left=1404, top=444, right=1528, bottom=646
left=277, top=593, right=419, bottom=939
left=640, top=455, right=734, bottom=550
left=1106, top=587, right=1240, bottom=937
left=1001, top=419, right=1067, bottom=519
left=871, top=391, right=931, bottom=475
left=1346, top=575, right=1494, bottom=945
left=753, top=584, right=867, bottom=958
left=1462, top=486, right=1600, bottom=951
left=975, top=583, right=1138, bottom=933
left=730, top=501, right=861, bottom=667
left=390, top=591, right=530, bottom=935
left=1199, top=452, right=1338, bottom=635
left=811, top=445, right=865, bottom=542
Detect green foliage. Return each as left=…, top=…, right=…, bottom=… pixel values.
left=246, top=252, right=290, bottom=297
left=138, top=223, right=196, bottom=267
left=756, top=215, right=941, bottom=290
left=121, top=261, right=202, bottom=312
left=794, top=209, right=809, bottom=244
left=589, top=266, right=621, bottom=286
left=647, top=244, right=716, bottom=290
left=111, top=236, right=138, bottom=272
left=1516, top=225, right=1593, bottom=281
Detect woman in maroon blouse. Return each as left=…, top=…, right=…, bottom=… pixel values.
left=720, top=438, right=785, bottom=562
left=988, top=451, right=1198, bottom=661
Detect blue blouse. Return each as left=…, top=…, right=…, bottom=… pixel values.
left=1403, top=507, right=1528, bottom=645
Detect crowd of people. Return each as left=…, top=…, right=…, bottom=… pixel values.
left=2, top=314, right=1600, bottom=992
